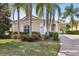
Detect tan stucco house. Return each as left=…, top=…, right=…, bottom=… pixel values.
left=10, top=16, right=40, bottom=32
left=10, top=16, right=64, bottom=33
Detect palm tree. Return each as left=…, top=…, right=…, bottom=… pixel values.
left=62, top=4, right=79, bottom=30
left=51, top=3, right=61, bottom=32
left=14, top=3, right=32, bottom=37
left=9, top=4, right=15, bottom=39
left=11, top=8, right=15, bottom=39
left=13, top=4, right=25, bottom=37
left=36, top=3, right=52, bottom=37
left=46, top=3, right=52, bottom=37
left=28, top=3, right=32, bottom=37
left=36, top=3, right=44, bottom=37
left=16, top=4, right=20, bottom=37
left=56, top=4, right=61, bottom=33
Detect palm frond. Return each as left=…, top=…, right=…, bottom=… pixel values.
left=55, top=4, right=61, bottom=17
left=36, top=3, right=44, bottom=17
left=62, top=12, right=70, bottom=19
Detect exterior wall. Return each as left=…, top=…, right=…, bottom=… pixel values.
left=76, top=23, right=79, bottom=30
left=69, top=23, right=79, bottom=30
left=77, top=26, right=79, bottom=30
left=10, top=16, right=61, bottom=33
left=32, top=19, right=40, bottom=32
left=54, top=22, right=58, bottom=32
left=10, top=18, right=40, bottom=32
left=50, top=22, right=59, bottom=32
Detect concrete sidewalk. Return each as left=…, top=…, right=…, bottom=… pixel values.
left=58, top=34, right=79, bottom=56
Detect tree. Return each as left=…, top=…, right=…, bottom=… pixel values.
left=62, top=4, right=79, bottom=30
left=66, top=24, right=71, bottom=30
left=46, top=3, right=52, bottom=37
left=13, top=3, right=33, bottom=37
left=56, top=4, right=61, bottom=33
left=12, top=3, right=25, bottom=37
left=51, top=3, right=61, bottom=32
left=10, top=4, right=16, bottom=39
left=36, top=3, right=52, bottom=37
left=36, top=3, right=45, bottom=37
left=28, top=3, right=32, bottom=37
left=0, top=3, right=11, bottom=36
left=20, top=3, right=32, bottom=36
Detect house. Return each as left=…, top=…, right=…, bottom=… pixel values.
left=70, top=21, right=79, bottom=30
left=10, top=16, right=63, bottom=33
left=10, top=16, right=40, bottom=32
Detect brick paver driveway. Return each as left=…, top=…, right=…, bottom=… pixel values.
left=58, top=34, right=79, bottom=56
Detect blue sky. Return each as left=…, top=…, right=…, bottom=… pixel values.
left=10, top=3, right=79, bottom=23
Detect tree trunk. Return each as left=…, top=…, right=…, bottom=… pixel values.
left=71, top=15, right=74, bottom=31
left=52, top=4, right=55, bottom=32
left=72, top=22, right=73, bottom=30
left=12, top=10, right=15, bottom=39
left=17, top=7, right=20, bottom=37
left=58, top=17, right=60, bottom=33
left=40, top=17, right=43, bottom=37
left=46, top=11, right=49, bottom=37
left=49, top=12, right=52, bottom=32
left=28, top=3, right=32, bottom=37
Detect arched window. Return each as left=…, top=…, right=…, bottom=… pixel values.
left=52, top=24, right=56, bottom=31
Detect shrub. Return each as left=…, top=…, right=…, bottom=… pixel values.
left=20, top=34, right=40, bottom=42
left=65, top=30, right=79, bottom=34
left=9, top=31, right=40, bottom=36
left=20, top=32, right=28, bottom=34
left=9, top=31, right=28, bottom=35
left=20, top=35, right=29, bottom=41
left=9, top=31, right=40, bottom=39
left=11, top=34, right=22, bottom=39
left=32, top=32, right=40, bottom=37
left=11, top=34, right=17, bottom=39
left=50, top=32, right=59, bottom=41
left=0, top=35, right=11, bottom=39
left=42, top=35, right=49, bottom=40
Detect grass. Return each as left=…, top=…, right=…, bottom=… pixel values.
left=0, top=39, right=60, bottom=56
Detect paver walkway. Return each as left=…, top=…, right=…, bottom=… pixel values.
left=58, top=34, right=79, bottom=56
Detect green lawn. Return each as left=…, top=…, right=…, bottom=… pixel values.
left=0, top=39, right=60, bottom=56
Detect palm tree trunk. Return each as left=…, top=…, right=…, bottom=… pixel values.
left=49, top=12, right=52, bottom=32
left=46, top=11, right=49, bottom=37
left=58, top=17, right=60, bottom=33
left=71, top=20, right=73, bottom=30
left=12, top=10, right=15, bottom=39
left=40, top=17, right=43, bottom=36
left=52, top=4, right=55, bottom=32
left=17, top=7, right=20, bottom=37
left=28, top=3, right=32, bottom=37
left=71, top=14, right=74, bottom=30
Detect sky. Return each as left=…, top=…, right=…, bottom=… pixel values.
left=10, top=3, right=79, bottom=23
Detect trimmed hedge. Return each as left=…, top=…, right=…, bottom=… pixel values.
left=65, top=30, right=79, bottom=34
left=50, top=32, right=59, bottom=41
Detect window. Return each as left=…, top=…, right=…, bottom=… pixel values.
left=52, top=24, right=56, bottom=31
left=24, top=25, right=29, bottom=32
